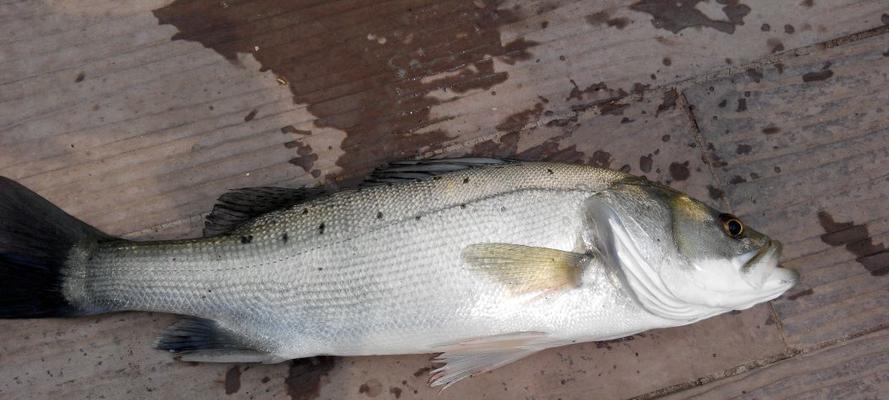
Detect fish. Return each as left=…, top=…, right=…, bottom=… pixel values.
left=0, top=158, right=798, bottom=387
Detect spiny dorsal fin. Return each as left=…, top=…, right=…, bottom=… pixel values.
left=204, top=186, right=327, bottom=236
left=155, top=317, right=284, bottom=363
left=366, top=158, right=513, bottom=185
left=462, top=243, right=591, bottom=295
left=429, top=331, right=550, bottom=388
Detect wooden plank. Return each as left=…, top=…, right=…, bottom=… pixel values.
left=683, top=30, right=889, bottom=350
left=659, top=328, right=889, bottom=400
left=0, top=84, right=792, bottom=400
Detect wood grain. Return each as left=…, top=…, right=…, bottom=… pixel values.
left=684, top=30, right=889, bottom=350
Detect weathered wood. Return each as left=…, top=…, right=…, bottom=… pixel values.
left=659, top=328, right=889, bottom=400
left=2, top=0, right=888, bottom=398
left=683, top=30, right=889, bottom=350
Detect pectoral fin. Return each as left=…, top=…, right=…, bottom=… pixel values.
left=429, top=331, right=550, bottom=388
left=462, top=243, right=591, bottom=295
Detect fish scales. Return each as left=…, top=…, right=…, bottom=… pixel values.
left=64, top=163, right=632, bottom=355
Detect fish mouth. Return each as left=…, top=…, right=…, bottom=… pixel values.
left=744, top=240, right=799, bottom=292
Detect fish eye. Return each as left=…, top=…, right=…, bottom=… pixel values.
left=719, top=214, right=744, bottom=239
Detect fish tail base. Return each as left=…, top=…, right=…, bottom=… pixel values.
left=0, top=177, right=107, bottom=318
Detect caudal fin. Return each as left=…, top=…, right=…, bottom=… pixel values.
left=0, top=177, right=107, bottom=318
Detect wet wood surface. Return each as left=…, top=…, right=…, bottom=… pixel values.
left=1, top=0, right=889, bottom=399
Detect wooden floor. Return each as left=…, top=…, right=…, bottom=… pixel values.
left=1, top=0, right=888, bottom=398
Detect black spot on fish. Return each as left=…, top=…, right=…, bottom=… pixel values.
left=547, top=169, right=554, bottom=174
left=415, top=216, right=421, bottom=220
left=282, top=233, right=288, bottom=243
left=817, top=211, right=889, bottom=276
left=376, top=211, right=383, bottom=219
left=318, top=223, right=325, bottom=234
left=463, top=177, right=470, bottom=184
left=302, top=208, right=309, bottom=215
left=240, top=235, right=253, bottom=244
left=460, top=204, right=467, bottom=209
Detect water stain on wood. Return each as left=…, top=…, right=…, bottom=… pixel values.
left=496, top=104, right=544, bottom=132
left=639, top=154, right=653, bottom=173
left=736, top=98, right=747, bottom=112
left=389, top=386, right=403, bottom=398
left=746, top=68, right=763, bottom=83
left=655, top=89, right=678, bottom=117
left=412, top=367, right=431, bottom=377
left=762, top=125, right=781, bottom=135
left=154, top=0, right=538, bottom=178
left=802, top=69, right=834, bottom=82
left=707, top=185, right=725, bottom=200
left=817, top=212, right=889, bottom=276
left=287, top=140, right=321, bottom=178
left=585, top=10, right=630, bottom=29
left=224, top=365, right=241, bottom=394
left=281, top=125, right=312, bottom=135
left=285, top=357, right=336, bottom=400
left=785, top=288, right=814, bottom=300
left=359, top=379, right=383, bottom=397
left=630, top=0, right=751, bottom=34
left=244, top=109, right=258, bottom=122
left=668, top=161, right=690, bottom=181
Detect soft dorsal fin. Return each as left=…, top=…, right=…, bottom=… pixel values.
left=155, top=317, right=285, bottom=363
left=204, top=186, right=327, bottom=236
left=429, top=331, right=550, bottom=388
left=462, top=243, right=592, bottom=295
left=366, top=158, right=512, bottom=184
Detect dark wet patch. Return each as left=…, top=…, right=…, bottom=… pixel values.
left=285, top=357, right=335, bottom=400
left=784, top=24, right=795, bottom=34
left=774, top=62, right=785, bottom=74
left=729, top=175, right=747, bottom=184
left=281, top=125, right=312, bottom=135
left=655, top=89, right=678, bottom=117
left=718, top=99, right=727, bottom=108
left=589, top=150, right=612, bottom=168
left=736, top=98, right=747, bottom=112
left=639, top=154, right=653, bottom=173
left=225, top=366, right=241, bottom=394
left=261, top=376, right=271, bottom=384
left=630, top=0, right=750, bottom=34
left=817, top=211, right=889, bottom=276
left=496, top=103, right=544, bottom=132
left=785, top=288, right=814, bottom=300
left=359, top=379, right=383, bottom=397
left=767, top=38, right=784, bottom=53
left=662, top=134, right=671, bottom=142
left=413, top=367, right=431, bottom=377
left=761, top=23, right=771, bottom=32
left=761, top=125, right=781, bottom=135
left=662, top=56, right=672, bottom=66
left=585, top=10, right=630, bottom=29
left=287, top=140, right=321, bottom=178
left=244, top=109, right=258, bottom=122
left=765, top=314, right=776, bottom=325
left=668, top=161, right=690, bottom=181
left=566, top=80, right=627, bottom=102
left=802, top=69, right=834, bottom=82
left=800, top=0, right=814, bottom=7
left=389, top=386, right=403, bottom=399
left=746, top=68, right=763, bottom=83
left=735, top=144, right=752, bottom=154
left=154, top=0, right=538, bottom=179
left=75, top=72, right=85, bottom=83
left=882, top=13, right=889, bottom=25
left=472, top=131, right=521, bottom=157
left=707, top=185, right=725, bottom=200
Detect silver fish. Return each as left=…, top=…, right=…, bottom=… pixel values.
left=0, top=158, right=798, bottom=387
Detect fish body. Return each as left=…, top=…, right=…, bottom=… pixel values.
left=0, top=159, right=798, bottom=387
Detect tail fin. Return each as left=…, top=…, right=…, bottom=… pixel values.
left=0, top=177, right=107, bottom=318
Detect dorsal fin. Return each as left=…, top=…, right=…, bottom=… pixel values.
left=365, top=158, right=513, bottom=185
left=203, top=186, right=327, bottom=236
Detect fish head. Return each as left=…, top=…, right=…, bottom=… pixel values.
left=584, top=177, right=799, bottom=321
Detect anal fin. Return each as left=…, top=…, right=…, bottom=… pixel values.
left=429, top=331, right=550, bottom=388
left=155, top=317, right=284, bottom=364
